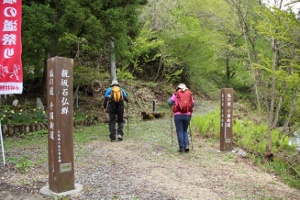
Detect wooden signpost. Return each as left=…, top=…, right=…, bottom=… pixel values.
left=220, top=88, right=233, bottom=151
left=46, top=56, right=75, bottom=193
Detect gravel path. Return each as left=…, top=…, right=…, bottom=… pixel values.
left=71, top=139, right=299, bottom=200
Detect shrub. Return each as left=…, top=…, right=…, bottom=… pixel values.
left=0, top=107, right=47, bottom=125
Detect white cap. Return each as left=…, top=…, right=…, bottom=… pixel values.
left=111, top=80, right=119, bottom=86
left=177, top=83, right=188, bottom=91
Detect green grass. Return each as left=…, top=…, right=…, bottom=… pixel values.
left=73, top=124, right=108, bottom=143
left=0, top=116, right=175, bottom=163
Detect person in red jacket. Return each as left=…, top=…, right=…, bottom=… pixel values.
left=168, top=83, right=194, bottom=153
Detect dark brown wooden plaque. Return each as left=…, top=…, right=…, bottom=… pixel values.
left=220, top=88, right=233, bottom=151
left=47, top=56, right=75, bottom=193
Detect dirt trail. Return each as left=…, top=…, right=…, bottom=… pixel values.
left=1, top=101, right=300, bottom=199
left=70, top=137, right=299, bottom=200
left=1, top=126, right=300, bottom=199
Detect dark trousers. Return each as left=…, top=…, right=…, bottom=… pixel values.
left=108, top=102, right=124, bottom=140
left=174, top=115, right=191, bottom=151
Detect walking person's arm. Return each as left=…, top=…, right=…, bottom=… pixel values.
left=121, top=88, right=129, bottom=103
left=103, top=88, right=112, bottom=112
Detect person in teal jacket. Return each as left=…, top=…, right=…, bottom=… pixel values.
left=104, top=80, right=128, bottom=142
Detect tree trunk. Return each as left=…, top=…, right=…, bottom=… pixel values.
left=110, top=41, right=117, bottom=82
left=226, top=56, right=230, bottom=87
left=272, top=96, right=282, bottom=128
left=282, top=89, right=298, bottom=133
left=267, top=37, right=279, bottom=152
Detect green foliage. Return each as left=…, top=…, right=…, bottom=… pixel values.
left=253, top=6, right=300, bottom=131
left=73, top=65, right=109, bottom=89
left=233, top=119, right=292, bottom=156
left=8, top=156, right=33, bottom=173
left=192, top=108, right=294, bottom=156
left=32, top=108, right=47, bottom=123
left=224, top=154, right=234, bottom=162
left=26, top=130, right=48, bottom=138
left=291, top=98, right=300, bottom=128
left=192, top=107, right=299, bottom=189
left=115, top=20, right=167, bottom=81
left=191, top=110, right=220, bottom=139
left=0, top=107, right=47, bottom=125
left=116, top=67, right=135, bottom=80
left=73, top=112, right=87, bottom=121
left=269, top=157, right=300, bottom=189
left=11, top=110, right=23, bottom=125
left=53, top=196, right=70, bottom=200
left=22, top=3, right=56, bottom=77
left=21, top=0, right=147, bottom=88
left=19, top=110, right=33, bottom=125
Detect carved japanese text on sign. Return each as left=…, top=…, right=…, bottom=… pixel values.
left=47, top=64, right=72, bottom=163
left=220, top=88, right=233, bottom=151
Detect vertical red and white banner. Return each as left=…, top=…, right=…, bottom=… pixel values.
left=0, top=0, right=23, bottom=94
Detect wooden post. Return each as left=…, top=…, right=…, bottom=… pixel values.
left=220, top=88, right=233, bottom=151
left=47, top=57, right=74, bottom=193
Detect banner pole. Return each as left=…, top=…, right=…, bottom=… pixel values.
left=0, top=120, right=6, bottom=166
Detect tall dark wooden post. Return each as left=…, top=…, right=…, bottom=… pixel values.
left=47, top=56, right=74, bottom=193
left=220, top=88, right=233, bottom=151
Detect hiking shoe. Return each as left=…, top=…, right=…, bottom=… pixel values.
left=185, top=144, right=190, bottom=153
left=179, top=147, right=185, bottom=153
left=117, top=134, right=123, bottom=141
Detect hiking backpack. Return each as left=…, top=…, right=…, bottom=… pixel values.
left=110, top=86, right=123, bottom=102
left=173, top=89, right=193, bottom=113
